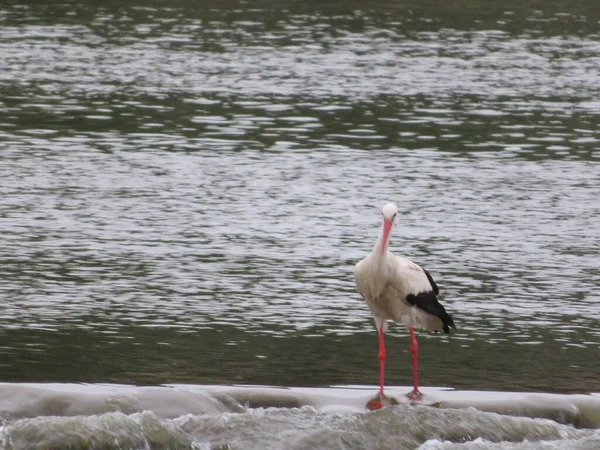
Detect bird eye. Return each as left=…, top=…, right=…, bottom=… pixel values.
left=392, top=213, right=397, bottom=219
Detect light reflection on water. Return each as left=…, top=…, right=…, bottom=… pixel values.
left=0, top=0, right=599, bottom=392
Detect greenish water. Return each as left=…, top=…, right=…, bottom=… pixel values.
left=1, top=0, right=600, bottom=399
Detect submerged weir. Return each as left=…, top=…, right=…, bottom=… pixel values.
left=0, top=383, right=599, bottom=450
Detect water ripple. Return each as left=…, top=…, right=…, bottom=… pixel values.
left=0, top=0, right=599, bottom=391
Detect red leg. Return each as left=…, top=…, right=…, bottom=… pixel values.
left=378, top=327, right=386, bottom=396
left=366, top=326, right=399, bottom=410
left=408, top=326, right=422, bottom=400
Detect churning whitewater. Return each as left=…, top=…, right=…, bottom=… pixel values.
left=0, top=384, right=599, bottom=450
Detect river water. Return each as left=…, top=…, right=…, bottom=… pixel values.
left=0, top=0, right=599, bottom=448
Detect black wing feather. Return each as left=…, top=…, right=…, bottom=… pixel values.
left=423, top=268, right=439, bottom=295
left=405, top=267, right=455, bottom=334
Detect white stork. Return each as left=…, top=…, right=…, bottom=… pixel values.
left=354, top=203, right=455, bottom=406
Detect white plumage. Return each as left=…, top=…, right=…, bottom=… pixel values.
left=355, top=254, right=444, bottom=333
left=354, top=203, right=455, bottom=405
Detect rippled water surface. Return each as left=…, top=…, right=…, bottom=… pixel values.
left=1, top=0, right=600, bottom=403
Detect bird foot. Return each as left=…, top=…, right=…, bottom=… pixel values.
left=407, top=390, right=423, bottom=402
left=366, top=392, right=399, bottom=410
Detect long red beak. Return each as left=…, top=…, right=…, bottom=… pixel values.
left=381, top=219, right=393, bottom=254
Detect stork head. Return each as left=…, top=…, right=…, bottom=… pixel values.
left=381, top=203, right=398, bottom=221
left=379, top=203, right=398, bottom=254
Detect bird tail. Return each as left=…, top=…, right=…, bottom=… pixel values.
left=441, top=313, right=456, bottom=334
